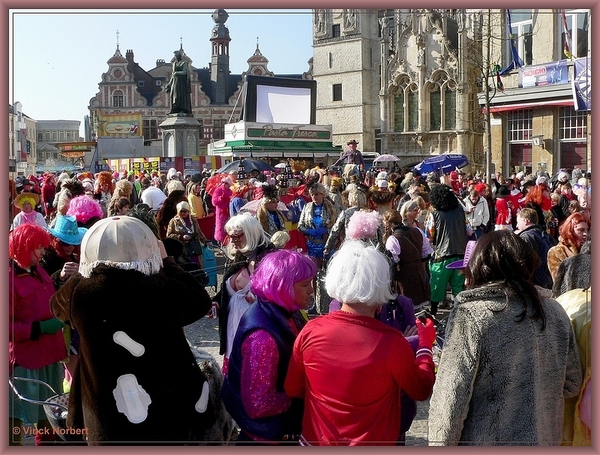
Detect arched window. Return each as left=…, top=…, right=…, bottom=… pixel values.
left=392, top=76, right=418, bottom=132
left=112, top=90, right=124, bottom=107
left=427, top=73, right=456, bottom=131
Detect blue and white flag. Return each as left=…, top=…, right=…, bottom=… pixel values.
left=572, top=57, right=591, bottom=111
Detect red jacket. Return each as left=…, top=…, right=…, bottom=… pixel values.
left=9, top=263, right=67, bottom=370
left=285, top=312, right=435, bottom=445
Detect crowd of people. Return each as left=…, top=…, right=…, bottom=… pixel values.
left=8, top=160, right=591, bottom=445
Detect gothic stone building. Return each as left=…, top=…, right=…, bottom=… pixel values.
left=312, top=9, right=484, bottom=171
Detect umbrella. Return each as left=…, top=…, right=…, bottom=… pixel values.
left=239, top=198, right=289, bottom=215
left=274, top=163, right=287, bottom=169
left=373, top=154, right=400, bottom=164
left=217, top=159, right=275, bottom=174
left=412, top=153, right=469, bottom=175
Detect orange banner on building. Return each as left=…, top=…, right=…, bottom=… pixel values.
left=94, top=110, right=143, bottom=137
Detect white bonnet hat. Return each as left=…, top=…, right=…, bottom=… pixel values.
left=79, top=216, right=162, bottom=278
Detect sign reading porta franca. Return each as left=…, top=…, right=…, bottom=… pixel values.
left=225, top=121, right=332, bottom=143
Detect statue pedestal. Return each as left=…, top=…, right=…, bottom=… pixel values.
left=159, top=115, right=201, bottom=157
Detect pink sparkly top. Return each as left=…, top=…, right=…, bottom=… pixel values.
left=240, top=329, right=291, bottom=421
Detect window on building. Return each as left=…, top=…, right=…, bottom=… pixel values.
left=559, top=106, right=587, bottom=170
left=393, top=81, right=419, bottom=132
left=143, top=119, right=159, bottom=140
left=393, top=93, right=405, bottom=132
left=444, top=89, right=456, bottom=130
left=562, top=10, right=589, bottom=59
left=37, top=132, right=43, bottom=141
left=59, top=131, right=65, bottom=141
left=332, top=24, right=340, bottom=38
left=213, top=119, right=226, bottom=140
left=113, top=91, right=124, bottom=107
left=510, top=10, right=533, bottom=65
left=428, top=82, right=457, bottom=131
left=138, top=81, right=145, bottom=88
left=430, top=91, right=442, bottom=130
left=156, top=80, right=162, bottom=86
left=333, top=84, right=342, bottom=101
left=508, top=109, right=533, bottom=172
left=52, top=131, right=58, bottom=141
left=407, top=91, right=418, bottom=131
left=560, top=106, right=587, bottom=140
left=508, top=109, right=532, bottom=141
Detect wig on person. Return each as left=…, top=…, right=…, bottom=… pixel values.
left=128, top=204, right=161, bottom=239
left=325, top=240, right=396, bottom=307
left=166, top=179, right=185, bottom=195
left=346, top=210, right=381, bottom=241
left=250, top=249, right=317, bottom=312
left=429, top=184, right=459, bottom=211
left=224, top=213, right=270, bottom=254
left=67, top=195, right=104, bottom=226
left=465, top=230, right=546, bottom=329
left=559, top=212, right=590, bottom=250
left=9, top=224, right=51, bottom=269
left=347, top=185, right=370, bottom=208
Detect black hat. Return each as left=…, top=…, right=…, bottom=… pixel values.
left=191, top=173, right=202, bottom=183
left=496, top=185, right=510, bottom=197
left=347, top=139, right=359, bottom=146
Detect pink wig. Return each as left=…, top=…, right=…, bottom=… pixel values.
left=67, top=195, right=104, bottom=225
left=250, top=249, right=317, bottom=311
left=346, top=210, right=381, bottom=241
left=9, top=224, right=50, bottom=268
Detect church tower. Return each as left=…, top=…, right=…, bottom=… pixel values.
left=209, top=9, right=231, bottom=104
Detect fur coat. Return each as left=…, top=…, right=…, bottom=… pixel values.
left=428, top=283, right=582, bottom=446
left=50, top=259, right=215, bottom=445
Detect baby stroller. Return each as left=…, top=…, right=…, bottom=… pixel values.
left=9, top=376, right=82, bottom=443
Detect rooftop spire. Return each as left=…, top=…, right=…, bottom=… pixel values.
left=116, top=30, right=120, bottom=51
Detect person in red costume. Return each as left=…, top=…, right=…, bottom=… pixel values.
left=494, top=185, right=513, bottom=230
left=9, top=224, right=68, bottom=445
left=284, top=239, right=436, bottom=446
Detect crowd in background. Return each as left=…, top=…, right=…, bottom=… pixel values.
left=8, top=158, right=591, bottom=446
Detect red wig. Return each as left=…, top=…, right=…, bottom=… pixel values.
left=524, top=183, right=552, bottom=211
left=559, top=212, right=590, bottom=250
left=9, top=224, right=50, bottom=268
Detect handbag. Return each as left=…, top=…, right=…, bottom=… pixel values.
left=185, top=239, right=204, bottom=256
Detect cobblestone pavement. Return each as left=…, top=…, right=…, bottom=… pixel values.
left=182, top=251, right=453, bottom=447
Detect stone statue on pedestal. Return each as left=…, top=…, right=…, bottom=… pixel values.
left=165, top=50, right=192, bottom=115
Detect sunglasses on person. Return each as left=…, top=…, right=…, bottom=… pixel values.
left=229, top=232, right=245, bottom=240
left=179, top=209, right=189, bottom=213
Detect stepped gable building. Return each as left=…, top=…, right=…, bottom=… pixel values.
left=88, top=9, right=312, bottom=156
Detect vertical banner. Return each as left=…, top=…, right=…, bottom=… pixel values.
left=572, top=57, right=591, bottom=111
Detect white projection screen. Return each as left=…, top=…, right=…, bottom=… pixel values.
left=243, top=75, right=317, bottom=124
left=256, top=85, right=312, bottom=124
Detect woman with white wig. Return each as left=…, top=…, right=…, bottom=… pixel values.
left=50, top=216, right=216, bottom=444
left=213, top=213, right=276, bottom=373
left=284, top=240, right=437, bottom=445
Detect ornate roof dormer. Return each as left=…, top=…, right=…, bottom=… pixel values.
left=108, top=30, right=127, bottom=64
left=245, top=38, right=274, bottom=77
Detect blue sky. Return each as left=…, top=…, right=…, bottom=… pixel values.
left=10, top=9, right=313, bottom=137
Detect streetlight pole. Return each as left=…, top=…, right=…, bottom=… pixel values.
left=484, top=9, right=493, bottom=187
